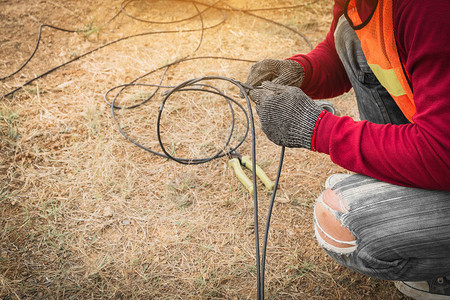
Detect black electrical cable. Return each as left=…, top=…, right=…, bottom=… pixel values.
left=120, top=0, right=219, bottom=25
left=0, top=1, right=317, bottom=298
left=105, top=79, right=250, bottom=163
left=105, top=73, right=279, bottom=299
left=1, top=1, right=226, bottom=98
left=217, top=0, right=314, bottom=51
left=261, top=146, right=285, bottom=300
left=102, top=3, right=313, bottom=294
left=136, top=75, right=285, bottom=299
left=0, top=0, right=316, bottom=99
left=0, top=25, right=75, bottom=81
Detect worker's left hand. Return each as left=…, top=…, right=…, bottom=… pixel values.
left=249, top=82, right=324, bottom=149
left=245, top=59, right=305, bottom=88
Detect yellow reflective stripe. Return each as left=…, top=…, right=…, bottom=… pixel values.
left=368, top=64, right=406, bottom=97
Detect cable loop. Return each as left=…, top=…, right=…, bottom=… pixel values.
left=0, top=2, right=316, bottom=298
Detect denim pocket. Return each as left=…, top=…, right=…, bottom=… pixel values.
left=362, top=71, right=379, bottom=85
left=357, top=64, right=380, bottom=86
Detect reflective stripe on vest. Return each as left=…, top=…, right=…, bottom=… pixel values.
left=345, top=0, right=416, bottom=122
left=368, top=64, right=404, bottom=97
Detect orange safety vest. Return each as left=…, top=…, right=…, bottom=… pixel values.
left=344, top=0, right=416, bottom=122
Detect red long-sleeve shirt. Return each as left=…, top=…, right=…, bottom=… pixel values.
left=288, top=0, right=450, bottom=190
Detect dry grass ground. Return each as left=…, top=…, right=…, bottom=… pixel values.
left=1, top=0, right=409, bottom=299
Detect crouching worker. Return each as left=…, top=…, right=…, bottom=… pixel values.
left=244, top=0, right=450, bottom=298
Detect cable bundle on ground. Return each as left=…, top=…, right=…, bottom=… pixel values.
left=0, top=2, right=315, bottom=298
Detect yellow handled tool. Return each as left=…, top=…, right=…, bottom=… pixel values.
left=229, top=158, right=254, bottom=194
left=240, top=155, right=275, bottom=191
left=228, top=150, right=275, bottom=194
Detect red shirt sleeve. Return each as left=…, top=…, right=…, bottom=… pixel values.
left=287, top=0, right=352, bottom=99
left=315, top=0, right=450, bottom=191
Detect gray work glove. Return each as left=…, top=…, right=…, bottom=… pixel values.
left=245, top=59, right=305, bottom=88
left=249, top=82, right=323, bottom=149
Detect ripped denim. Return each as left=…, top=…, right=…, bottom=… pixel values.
left=315, top=174, right=450, bottom=281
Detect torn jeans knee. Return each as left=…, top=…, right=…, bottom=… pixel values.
left=314, top=188, right=357, bottom=254
left=313, top=174, right=450, bottom=281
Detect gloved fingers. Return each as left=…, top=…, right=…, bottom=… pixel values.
left=272, top=72, right=302, bottom=86
left=248, top=81, right=281, bottom=105
left=260, top=81, right=289, bottom=94
left=262, top=82, right=311, bottom=102
left=248, top=81, right=290, bottom=105
left=241, top=59, right=304, bottom=99
left=244, top=59, right=282, bottom=87
left=248, top=88, right=264, bottom=105
left=262, top=59, right=304, bottom=87
left=248, top=80, right=311, bottom=114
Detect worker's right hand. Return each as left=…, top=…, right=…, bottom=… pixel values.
left=248, top=81, right=323, bottom=149
left=244, top=59, right=305, bottom=88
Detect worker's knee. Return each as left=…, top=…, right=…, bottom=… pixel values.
left=314, top=188, right=356, bottom=253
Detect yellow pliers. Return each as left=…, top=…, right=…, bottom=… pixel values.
left=228, top=150, right=275, bottom=194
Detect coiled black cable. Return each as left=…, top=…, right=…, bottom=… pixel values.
left=109, top=75, right=285, bottom=300
left=1, top=1, right=317, bottom=298
left=156, top=77, right=285, bottom=300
